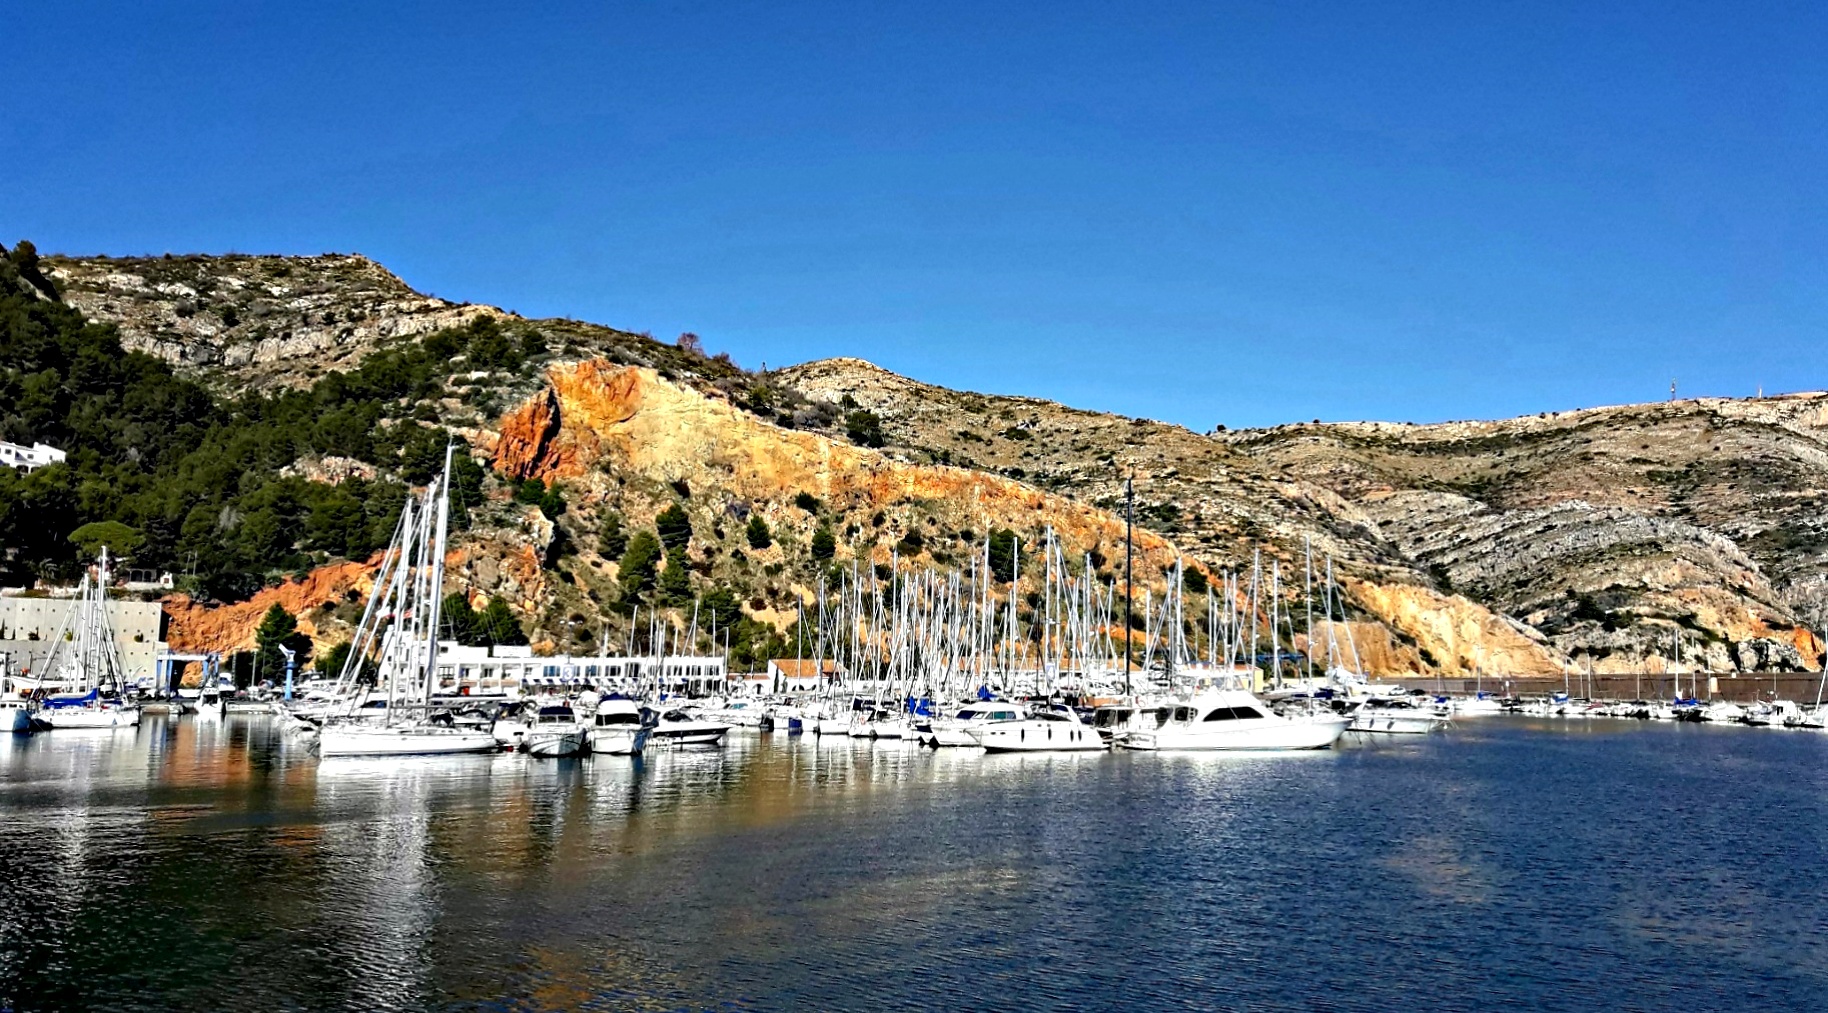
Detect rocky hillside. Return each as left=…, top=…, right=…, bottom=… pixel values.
left=26, top=249, right=1827, bottom=677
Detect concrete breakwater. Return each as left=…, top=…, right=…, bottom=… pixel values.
left=1422, top=673, right=1826, bottom=703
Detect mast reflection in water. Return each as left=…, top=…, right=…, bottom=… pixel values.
left=1, top=715, right=1825, bottom=1011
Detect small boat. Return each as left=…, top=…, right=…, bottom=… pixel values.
left=1121, top=690, right=1349, bottom=751
left=590, top=697, right=652, bottom=755
left=2, top=658, right=36, bottom=733
left=971, top=703, right=1107, bottom=752
left=1347, top=695, right=1450, bottom=734
left=524, top=703, right=587, bottom=757
left=1453, top=691, right=1505, bottom=717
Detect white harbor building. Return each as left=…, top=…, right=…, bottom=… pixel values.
left=431, top=641, right=728, bottom=700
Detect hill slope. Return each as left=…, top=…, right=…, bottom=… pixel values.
left=12, top=246, right=1824, bottom=677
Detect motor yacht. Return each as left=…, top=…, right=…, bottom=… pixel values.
left=970, top=703, right=1106, bottom=752
left=524, top=703, right=587, bottom=757
left=1121, top=689, right=1348, bottom=751
left=590, top=697, right=652, bottom=755
left=643, top=706, right=730, bottom=747
left=925, top=700, right=1027, bottom=747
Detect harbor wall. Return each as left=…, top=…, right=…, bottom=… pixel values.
left=1423, top=674, right=1828, bottom=703
left=0, top=597, right=167, bottom=683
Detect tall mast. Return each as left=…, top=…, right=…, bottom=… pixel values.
left=420, top=444, right=454, bottom=705
left=1123, top=472, right=1134, bottom=696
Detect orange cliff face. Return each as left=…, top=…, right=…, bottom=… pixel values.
left=163, top=559, right=378, bottom=658
left=489, top=359, right=1198, bottom=577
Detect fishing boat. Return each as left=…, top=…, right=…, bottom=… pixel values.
left=590, top=697, right=652, bottom=755
left=1120, top=688, right=1348, bottom=751
left=36, top=549, right=141, bottom=731
left=317, top=447, right=499, bottom=759
left=523, top=702, right=588, bottom=757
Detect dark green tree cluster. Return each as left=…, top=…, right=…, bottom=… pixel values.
left=0, top=241, right=506, bottom=597
left=514, top=477, right=566, bottom=518
left=844, top=410, right=885, bottom=448
left=744, top=513, right=772, bottom=549
left=597, top=511, right=627, bottom=557
left=440, top=592, right=529, bottom=646
left=618, top=529, right=662, bottom=599
left=988, top=528, right=1020, bottom=582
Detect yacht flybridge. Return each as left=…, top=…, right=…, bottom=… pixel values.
left=316, top=447, right=499, bottom=758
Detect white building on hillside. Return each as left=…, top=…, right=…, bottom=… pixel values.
left=0, top=441, right=66, bottom=473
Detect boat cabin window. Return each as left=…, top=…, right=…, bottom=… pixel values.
left=1202, top=706, right=1265, bottom=721
left=1173, top=707, right=1198, bottom=722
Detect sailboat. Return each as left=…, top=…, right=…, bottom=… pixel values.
left=317, top=447, right=500, bottom=758
left=37, top=548, right=141, bottom=730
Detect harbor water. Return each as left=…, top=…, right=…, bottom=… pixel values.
left=1, top=717, right=1824, bottom=1011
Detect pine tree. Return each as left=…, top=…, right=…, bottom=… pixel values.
left=659, top=547, right=692, bottom=605
left=745, top=513, right=772, bottom=549
left=253, top=603, right=311, bottom=686
left=480, top=595, right=527, bottom=646
left=598, top=512, right=627, bottom=557
left=810, top=525, right=836, bottom=560
left=618, top=530, right=662, bottom=599
left=656, top=503, right=693, bottom=551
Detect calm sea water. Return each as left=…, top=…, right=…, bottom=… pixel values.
left=0, top=716, right=1823, bottom=1012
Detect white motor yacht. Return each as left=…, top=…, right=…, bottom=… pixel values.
left=524, top=703, right=587, bottom=757
left=644, top=707, right=730, bottom=747
left=590, top=697, right=652, bottom=755
left=1121, top=689, right=1348, bottom=751
left=926, top=701, right=1027, bottom=747
left=1347, top=696, right=1451, bottom=734
left=971, top=704, right=1106, bottom=752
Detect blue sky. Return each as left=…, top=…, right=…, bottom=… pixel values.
left=4, top=2, right=1823, bottom=429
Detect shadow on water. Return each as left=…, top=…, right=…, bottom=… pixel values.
left=0, top=716, right=1825, bottom=1011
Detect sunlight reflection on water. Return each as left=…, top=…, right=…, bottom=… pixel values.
left=0, top=715, right=1824, bottom=1011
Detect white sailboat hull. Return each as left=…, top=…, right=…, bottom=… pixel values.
left=41, top=706, right=140, bottom=729
left=317, top=724, right=500, bottom=757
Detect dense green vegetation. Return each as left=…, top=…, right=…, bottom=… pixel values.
left=0, top=240, right=508, bottom=599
